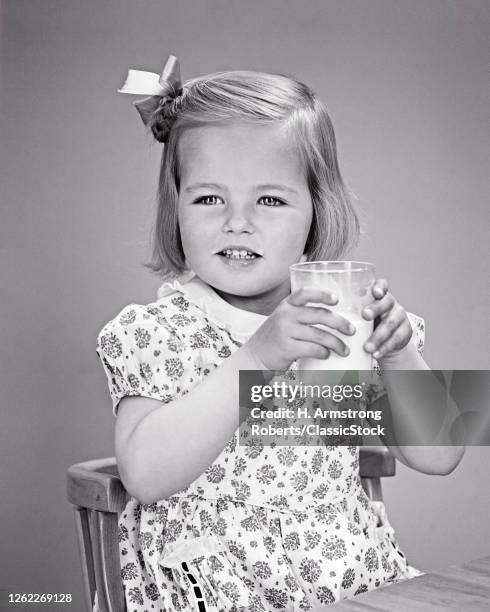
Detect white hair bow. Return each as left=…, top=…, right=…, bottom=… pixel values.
left=118, top=54, right=182, bottom=97
left=117, top=54, right=183, bottom=135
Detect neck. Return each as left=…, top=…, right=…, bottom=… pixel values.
left=212, top=283, right=290, bottom=316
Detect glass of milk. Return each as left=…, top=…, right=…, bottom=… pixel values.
left=289, top=261, right=376, bottom=371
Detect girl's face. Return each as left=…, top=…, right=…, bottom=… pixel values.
left=177, top=122, right=313, bottom=315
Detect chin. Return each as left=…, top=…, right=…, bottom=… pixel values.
left=212, top=279, right=265, bottom=296
left=204, top=272, right=266, bottom=295
left=196, top=260, right=286, bottom=296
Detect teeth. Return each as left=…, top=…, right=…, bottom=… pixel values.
left=221, top=249, right=258, bottom=259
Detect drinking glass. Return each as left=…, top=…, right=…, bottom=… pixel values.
left=289, top=261, right=376, bottom=371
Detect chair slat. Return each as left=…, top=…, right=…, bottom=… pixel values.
left=73, top=507, right=96, bottom=612
left=90, top=510, right=126, bottom=612
left=361, top=477, right=383, bottom=501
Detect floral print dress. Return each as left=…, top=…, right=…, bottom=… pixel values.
left=94, top=271, right=425, bottom=612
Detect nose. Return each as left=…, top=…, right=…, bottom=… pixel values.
left=221, top=201, right=254, bottom=234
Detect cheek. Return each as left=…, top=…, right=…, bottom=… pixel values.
left=177, top=207, right=196, bottom=243
left=275, top=209, right=312, bottom=253
left=178, top=212, right=213, bottom=256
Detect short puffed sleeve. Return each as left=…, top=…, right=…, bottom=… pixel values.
left=365, top=312, right=426, bottom=405
left=96, top=303, right=196, bottom=416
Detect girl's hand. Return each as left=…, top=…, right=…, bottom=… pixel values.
left=362, top=278, right=413, bottom=360
left=246, top=288, right=356, bottom=370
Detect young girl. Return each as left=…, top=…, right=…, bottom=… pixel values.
left=95, top=55, right=463, bottom=611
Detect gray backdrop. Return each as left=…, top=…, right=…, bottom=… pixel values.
left=1, top=1, right=489, bottom=610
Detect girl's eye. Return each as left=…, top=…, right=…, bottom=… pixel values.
left=259, top=196, right=285, bottom=207
left=194, top=195, right=223, bottom=205
left=193, top=195, right=285, bottom=206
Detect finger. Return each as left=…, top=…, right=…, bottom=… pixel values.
left=293, top=339, right=331, bottom=361
left=364, top=310, right=408, bottom=353
left=291, top=323, right=350, bottom=357
left=372, top=324, right=412, bottom=359
left=362, top=292, right=395, bottom=321
left=372, top=278, right=389, bottom=299
left=364, top=309, right=407, bottom=353
left=288, top=287, right=338, bottom=308
left=295, top=306, right=356, bottom=336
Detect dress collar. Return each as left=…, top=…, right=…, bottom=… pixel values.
left=156, top=270, right=266, bottom=343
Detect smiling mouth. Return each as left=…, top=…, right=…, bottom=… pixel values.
left=217, top=249, right=262, bottom=260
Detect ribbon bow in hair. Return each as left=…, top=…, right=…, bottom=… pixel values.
left=118, top=54, right=183, bottom=139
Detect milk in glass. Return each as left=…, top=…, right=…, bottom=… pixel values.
left=298, top=312, right=373, bottom=371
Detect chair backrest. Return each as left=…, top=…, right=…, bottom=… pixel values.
left=67, top=458, right=129, bottom=612
left=67, top=447, right=395, bottom=612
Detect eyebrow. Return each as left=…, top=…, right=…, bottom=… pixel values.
left=183, top=182, right=299, bottom=195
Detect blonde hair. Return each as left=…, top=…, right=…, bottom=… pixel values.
left=144, top=70, right=360, bottom=278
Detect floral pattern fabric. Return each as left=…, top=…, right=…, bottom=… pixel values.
left=94, top=274, right=425, bottom=611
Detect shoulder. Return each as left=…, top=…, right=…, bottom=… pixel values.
left=96, top=290, right=219, bottom=360
left=96, top=303, right=166, bottom=354
left=97, top=292, right=199, bottom=343
left=95, top=297, right=204, bottom=416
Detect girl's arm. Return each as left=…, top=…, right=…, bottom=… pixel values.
left=376, top=341, right=465, bottom=474
left=360, top=279, right=465, bottom=475
left=116, top=343, right=271, bottom=504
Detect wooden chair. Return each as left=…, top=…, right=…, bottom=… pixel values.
left=67, top=447, right=395, bottom=612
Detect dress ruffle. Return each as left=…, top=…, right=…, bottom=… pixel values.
left=156, top=270, right=267, bottom=345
